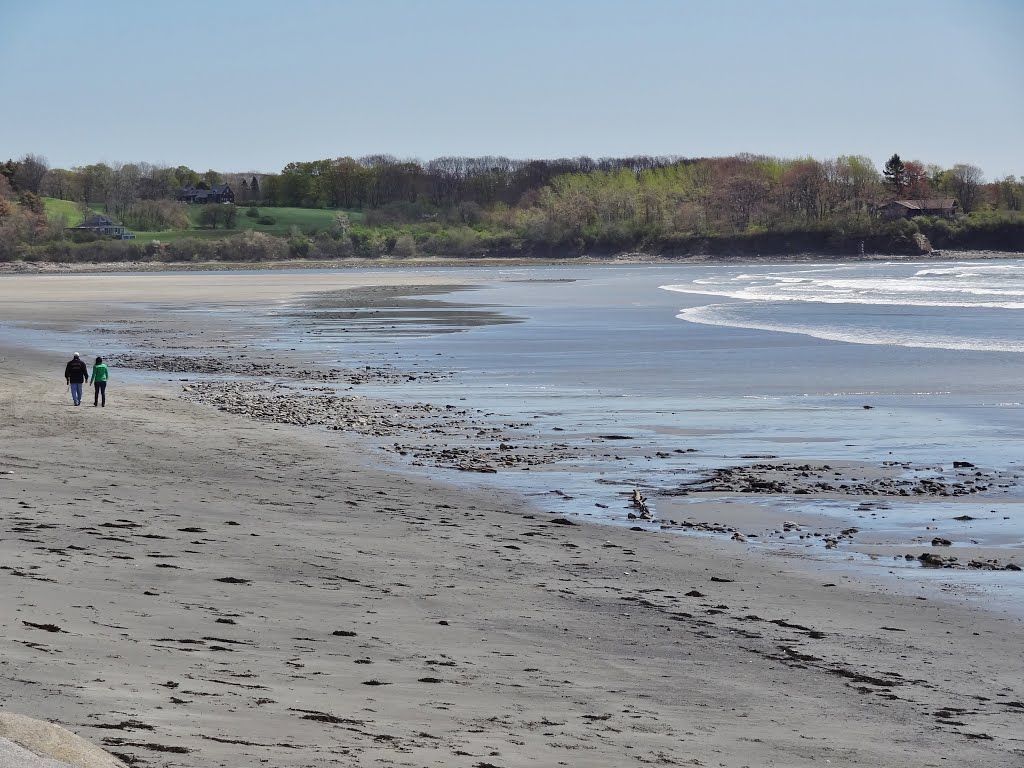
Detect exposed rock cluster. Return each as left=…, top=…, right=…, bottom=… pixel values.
left=180, top=381, right=576, bottom=471
left=684, top=461, right=1014, bottom=498
left=913, top=552, right=1021, bottom=571
left=111, top=353, right=450, bottom=385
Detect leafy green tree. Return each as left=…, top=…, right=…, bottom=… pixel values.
left=942, top=163, right=985, bottom=213
left=174, top=166, right=200, bottom=188
left=41, top=168, right=82, bottom=201
left=76, top=163, right=113, bottom=207
left=279, top=162, right=314, bottom=206
left=197, top=205, right=222, bottom=229
left=993, top=176, right=1023, bottom=211
left=834, top=155, right=881, bottom=212
left=0, top=159, right=16, bottom=188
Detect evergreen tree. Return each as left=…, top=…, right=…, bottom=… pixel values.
left=883, top=153, right=909, bottom=196
left=0, top=159, right=17, bottom=188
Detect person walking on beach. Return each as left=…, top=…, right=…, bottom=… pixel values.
left=64, top=353, right=89, bottom=406
left=90, top=356, right=109, bottom=407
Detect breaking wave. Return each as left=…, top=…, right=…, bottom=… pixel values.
left=661, top=260, right=1024, bottom=352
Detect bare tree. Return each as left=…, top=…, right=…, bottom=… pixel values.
left=107, top=163, right=142, bottom=219
left=13, top=153, right=49, bottom=194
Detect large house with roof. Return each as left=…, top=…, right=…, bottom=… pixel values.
left=176, top=183, right=235, bottom=204
left=877, top=198, right=959, bottom=220
left=70, top=215, right=135, bottom=239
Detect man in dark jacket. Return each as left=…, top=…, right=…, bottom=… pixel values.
left=64, top=353, right=89, bottom=406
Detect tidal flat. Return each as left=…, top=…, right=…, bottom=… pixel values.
left=0, top=262, right=1022, bottom=767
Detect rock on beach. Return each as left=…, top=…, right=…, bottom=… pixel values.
left=0, top=713, right=125, bottom=768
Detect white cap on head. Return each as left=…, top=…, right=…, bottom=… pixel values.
left=73, top=352, right=80, bottom=358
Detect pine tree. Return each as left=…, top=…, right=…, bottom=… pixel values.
left=883, top=153, right=909, bottom=196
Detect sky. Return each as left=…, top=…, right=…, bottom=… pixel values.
left=1, top=0, right=1021, bottom=178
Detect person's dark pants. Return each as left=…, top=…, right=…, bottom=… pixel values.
left=94, top=381, right=106, bottom=407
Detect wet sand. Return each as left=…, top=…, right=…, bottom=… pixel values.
left=1, top=271, right=1023, bottom=767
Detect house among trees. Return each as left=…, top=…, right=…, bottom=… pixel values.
left=878, top=198, right=959, bottom=220
left=70, top=215, right=135, bottom=239
left=176, top=183, right=235, bottom=204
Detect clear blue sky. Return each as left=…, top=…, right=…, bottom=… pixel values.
left=1, top=0, right=1021, bottom=178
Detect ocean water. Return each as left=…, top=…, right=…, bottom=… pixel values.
left=274, top=259, right=1024, bottom=604
left=234, top=262, right=1015, bottom=553
left=282, top=260, right=1024, bottom=465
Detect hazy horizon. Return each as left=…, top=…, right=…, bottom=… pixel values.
left=1, top=0, right=1022, bottom=179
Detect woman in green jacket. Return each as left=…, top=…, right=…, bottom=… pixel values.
left=90, top=357, right=109, bottom=407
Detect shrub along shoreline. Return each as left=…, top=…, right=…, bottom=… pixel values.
left=5, top=209, right=1021, bottom=266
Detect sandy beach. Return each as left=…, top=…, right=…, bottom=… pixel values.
left=1, top=270, right=1023, bottom=767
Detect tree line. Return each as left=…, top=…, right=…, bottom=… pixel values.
left=8, top=151, right=1022, bottom=216
left=1, top=150, right=1022, bottom=263
left=6, top=150, right=1023, bottom=233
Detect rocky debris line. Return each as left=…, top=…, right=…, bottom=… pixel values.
left=646, top=516, right=861, bottom=549
left=912, top=552, right=1021, bottom=571
left=109, top=353, right=449, bottom=385
left=683, top=461, right=1014, bottom=498
left=181, top=381, right=576, bottom=471
left=650, top=513, right=1022, bottom=571
left=82, top=326, right=165, bottom=336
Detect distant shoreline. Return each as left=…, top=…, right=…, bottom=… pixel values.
left=1, top=249, right=1020, bottom=275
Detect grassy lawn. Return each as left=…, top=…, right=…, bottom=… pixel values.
left=188, top=205, right=360, bottom=236
left=132, top=207, right=364, bottom=243
left=44, top=199, right=365, bottom=243
left=43, top=197, right=86, bottom=226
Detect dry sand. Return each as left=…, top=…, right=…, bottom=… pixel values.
left=0, top=272, right=1023, bottom=767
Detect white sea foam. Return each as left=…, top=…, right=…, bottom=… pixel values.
left=662, top=260, right=1024, bottom=310
left=678, top=304, right=1024, bottom=353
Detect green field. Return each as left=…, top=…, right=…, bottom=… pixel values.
left=130, top=206, right=361, bottom=243
left=44, top=199, right=365, bottom=243
left=136, top=205, right=362, bottom=241
left=186, top=205, right=363, bottom=235
left=43, top=197, right=86, bottom=226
